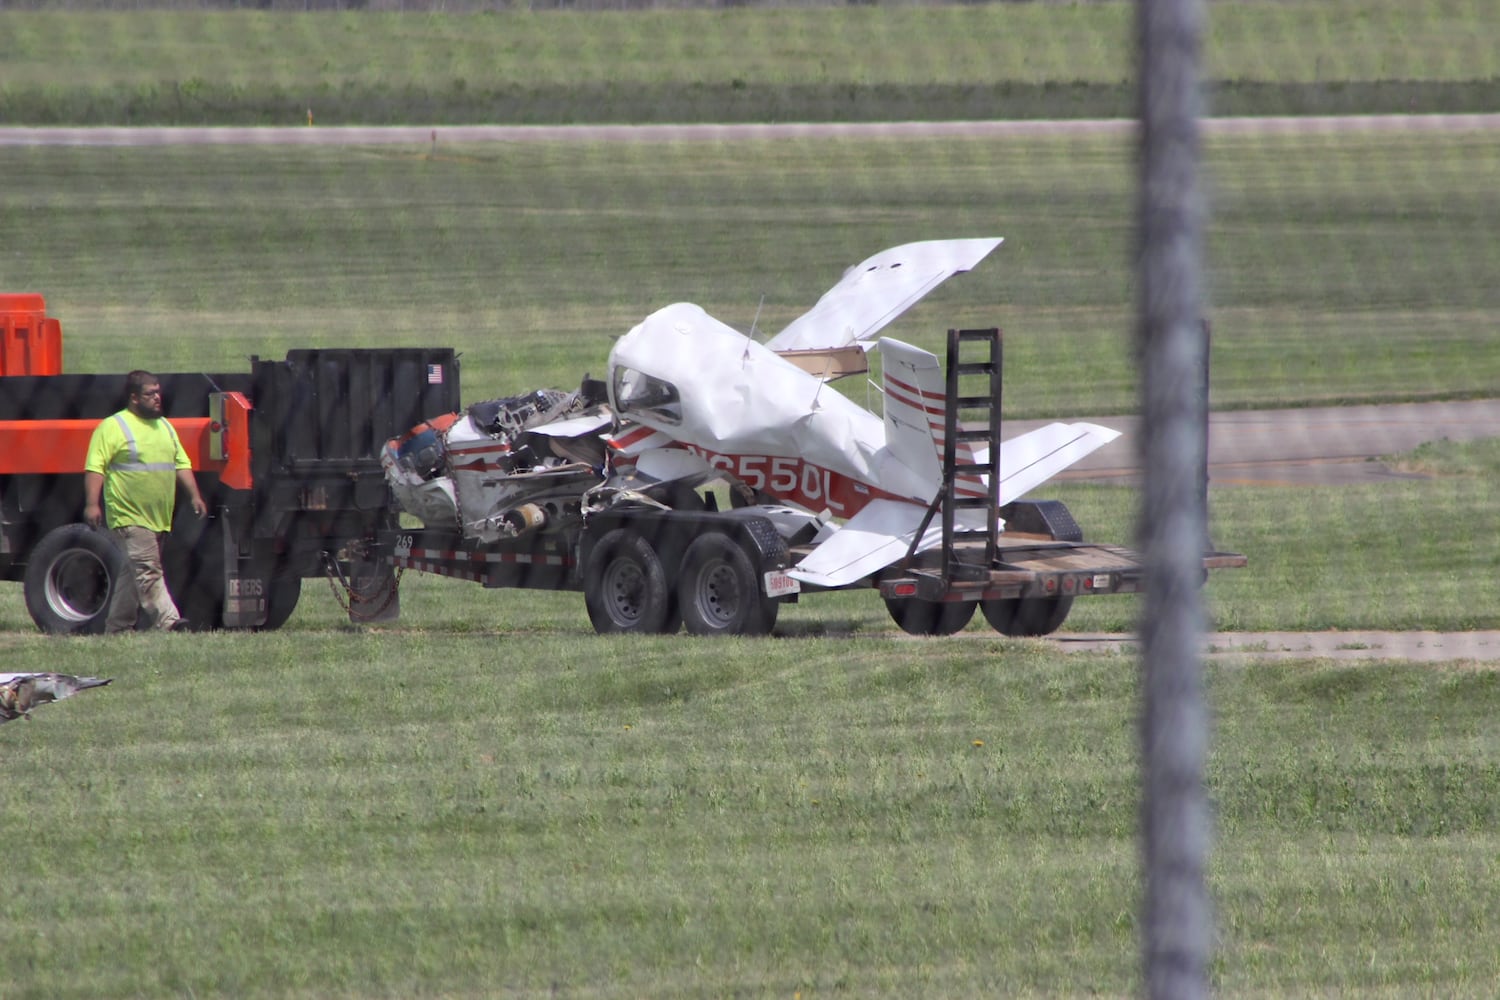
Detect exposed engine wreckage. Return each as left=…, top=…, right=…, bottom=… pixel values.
left=381, top=238, right=1123, bottom=596
left=383, top=382, right=613, bottom=544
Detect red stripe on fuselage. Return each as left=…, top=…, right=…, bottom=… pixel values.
left=673, top=443, right=907, bottom=516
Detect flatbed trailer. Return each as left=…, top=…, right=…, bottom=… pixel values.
left=377, top=501, right=1245, bottom=639
left=372, top=326, right=1245, bottom=638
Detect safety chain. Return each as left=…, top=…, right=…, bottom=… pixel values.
left=321, top=550, right=403, bottom=621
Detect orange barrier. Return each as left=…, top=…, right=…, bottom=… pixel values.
left=0, top=293, right=63, bottom=377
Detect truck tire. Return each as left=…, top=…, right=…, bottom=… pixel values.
left=164, top=512, right=224, bottom=631
left=261, top=574, right=302, bottom=631
left=23, top=523, right=127, bottom=635
left=677, top=532, right=779, bottom=637
left=584, top=529, right=675, bottom=635
left=981, top=596, right=1074, bottom=637
left=884, top=597, right=977, bottom=636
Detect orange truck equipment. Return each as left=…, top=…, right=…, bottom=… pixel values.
left=1, top=295, right=458, bottom=634
left=0, top=293, right=63, bottom=377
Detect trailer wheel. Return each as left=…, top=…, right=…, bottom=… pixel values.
left=981, top=596, right=1074, bottom=637
left=884, top=597, right=977, bottom=636
left=22, top=523, right=126, bottom=635
left=677, top=532, right=779, bottom=637
left=584, top=529, right=675, bottom=634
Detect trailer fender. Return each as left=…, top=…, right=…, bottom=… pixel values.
left=1000, top=499, right=1083, bottom=543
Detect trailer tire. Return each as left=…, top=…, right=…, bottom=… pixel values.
left=677, top=532, right=779, bottom=637
left=884, top=597, right=977, bottom=636
left=23, top=523, right=127, bottom=635
left=981, top=596, right=1074, bottom=637
left=584, top=529, right=675, bottom=635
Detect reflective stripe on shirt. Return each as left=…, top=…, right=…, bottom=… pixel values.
left=111, top=414, right=179, bottom=472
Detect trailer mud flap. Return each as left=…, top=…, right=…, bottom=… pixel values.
left=221, top=520, right=269, bottom=629
left=222, top=573, right=270, bottom=627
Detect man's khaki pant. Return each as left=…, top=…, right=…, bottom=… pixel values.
left=106, top=525, right=182, bottom=633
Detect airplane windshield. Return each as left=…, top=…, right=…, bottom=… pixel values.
left=612, top=366, right=682, bottom=425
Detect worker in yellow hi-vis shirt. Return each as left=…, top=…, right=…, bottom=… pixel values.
left=84, top=370, right=208, bottom=633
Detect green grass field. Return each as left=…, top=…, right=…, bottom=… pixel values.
left=7, top=129, right=1499, bottom=413
left=5, top=3, right=1500, bottom=995
left=2, top=1, right=1498, bottom=124
left=4, top=627, right=1499, bottom=997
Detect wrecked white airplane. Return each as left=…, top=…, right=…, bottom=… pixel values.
left=380, top=239, right=1184, bottom=637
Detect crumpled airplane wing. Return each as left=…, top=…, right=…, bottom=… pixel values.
left=1, top=672, right=113, bottom=724
left=763, top=238, right=1003, bottom=354
left=787, top=422, right=1122, bottom=589
left=787, top=498, right=938, bottom=588
left=527, top=411, right=612, bottom=439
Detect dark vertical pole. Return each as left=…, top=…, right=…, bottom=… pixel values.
left=1200, top=320, right=1212, bottom=553
left=1136, top=0, right=1212, bottom=998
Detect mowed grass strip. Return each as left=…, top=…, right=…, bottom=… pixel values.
left=3, top=1, right=1498, bottom=124
left=2, top=630, right=1497, bottom=996
left=5, top=129, right=1498, bottom=414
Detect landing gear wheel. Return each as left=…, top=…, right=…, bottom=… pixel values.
left=677, top=532, right=779, bottom=637
left=883, top=597, right=977, bottom=636
left=981, top=596, right=1074, bottom=637
left=584, top=529, right=675, bottom=634
left=22, top=523, right=127, bottom=635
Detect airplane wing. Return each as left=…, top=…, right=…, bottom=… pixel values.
left=788, top=422, right=1122, bottom=588
left=762, top=238, right=1003, bottom=354
left=995, top=422, right=1122, bottom=504
left=786, top=498, right=938, bottom=588
left=528, top=411, right=612, bottom=439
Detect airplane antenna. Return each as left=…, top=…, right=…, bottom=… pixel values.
left=742, top=294, right=765, bottom=364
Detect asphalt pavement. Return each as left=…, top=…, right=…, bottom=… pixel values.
left=1014, top=399, right=1500, bottom=487
left=1022, top=399, right=1500, bottom=662
left=1053, top=631, right=1500, bottom=663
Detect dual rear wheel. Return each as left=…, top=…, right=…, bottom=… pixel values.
left=883, top=595, right=1074, bottom=637
left=582, top=528, right=780, bottom=637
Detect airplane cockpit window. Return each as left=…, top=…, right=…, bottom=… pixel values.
left=612, top=366, right=682, bottom=425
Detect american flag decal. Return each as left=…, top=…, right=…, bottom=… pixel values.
left=426, top=364, right=443, bottom=384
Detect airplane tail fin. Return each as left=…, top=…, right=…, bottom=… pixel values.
left=877, top=338, right=946, bottom=490
left=878, top=337, right=991, bottom=501
left=880, top=337, right=1121, bottom=507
